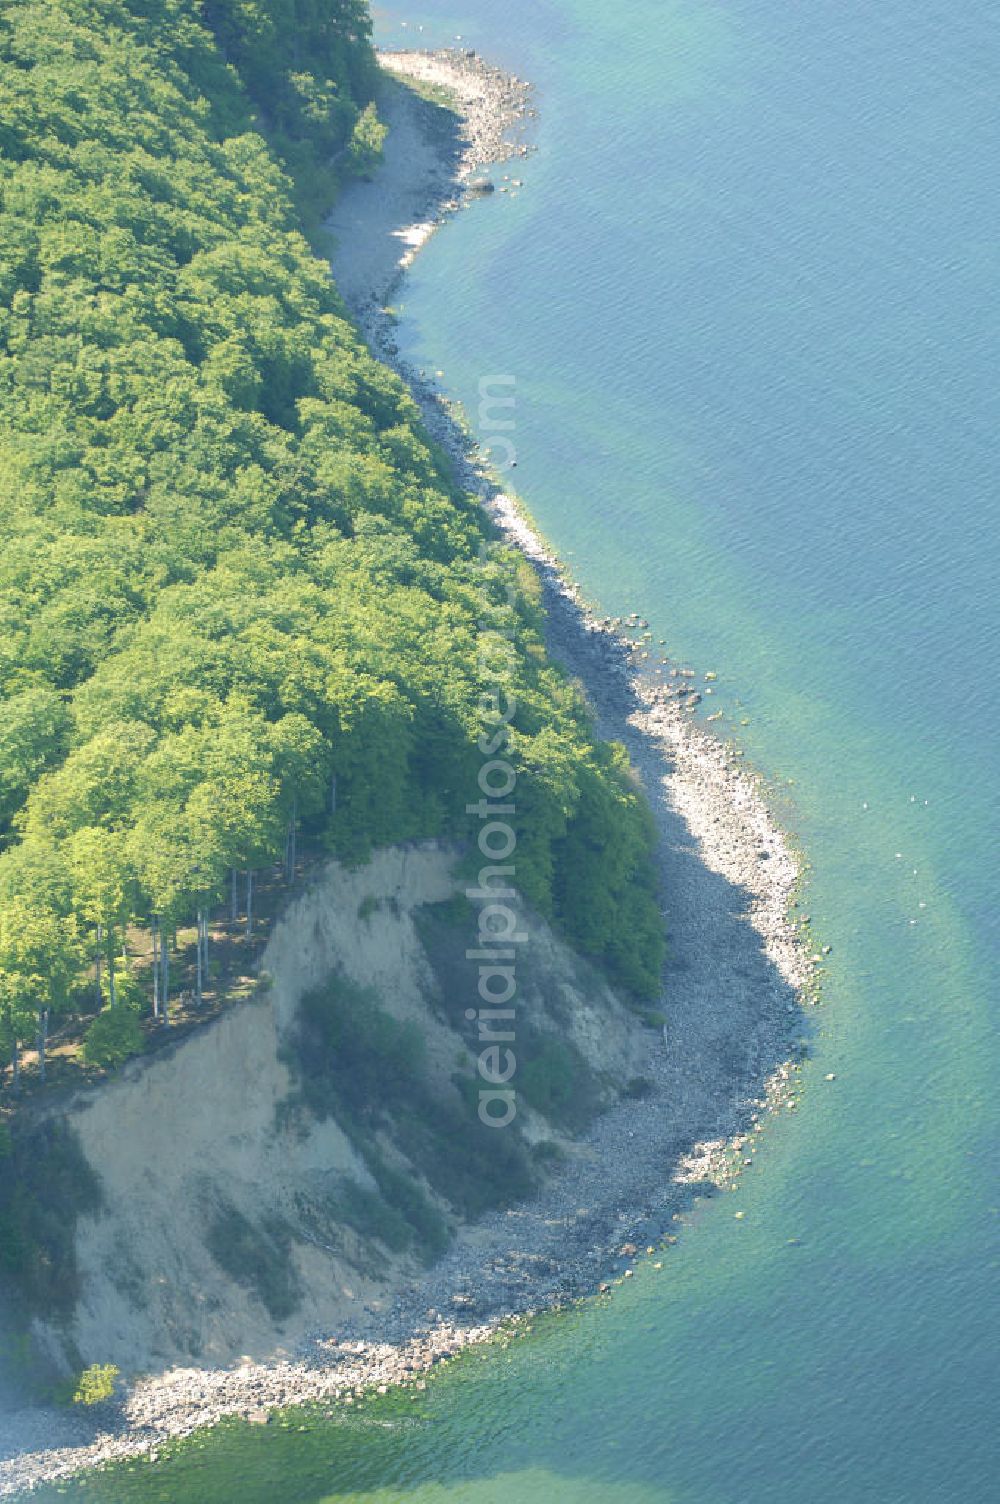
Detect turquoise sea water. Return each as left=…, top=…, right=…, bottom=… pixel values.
left=40, top=2, right=999, bottom=1500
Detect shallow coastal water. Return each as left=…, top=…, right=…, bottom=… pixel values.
left=35, top=1, right=1000, bottom=1500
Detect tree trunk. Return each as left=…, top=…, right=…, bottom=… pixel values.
left=11, top=1040, right=19, bottom=1095
left=151, top=919, right=160, bottom=1019
left=161, top=929, right=170, bottom=1024
left=245, top=870, right=254, bottom=940
left=330, top=773, right=337, bottom=813
left=96, top=922, right=103, bottom=1005
left=231, top=868, right=240, bottom=924
left=195, top=908, right=203, bottom=1006
left=286, top=797, right=297, bottom=882
left=107, top=925, right=117, bottom=1007
left=37, top=1008, right=48, bottom=1085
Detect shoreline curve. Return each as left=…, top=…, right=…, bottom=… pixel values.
left=0, top=48, right=818, bottom=1498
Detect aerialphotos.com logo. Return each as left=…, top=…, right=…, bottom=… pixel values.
left=467, top=374, right=521, bottom=1128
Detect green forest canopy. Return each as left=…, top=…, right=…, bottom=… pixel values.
left=0, top=0, right=664, bottom=1078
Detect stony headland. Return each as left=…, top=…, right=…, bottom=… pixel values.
left=0, top=49, right=817, bottom=1497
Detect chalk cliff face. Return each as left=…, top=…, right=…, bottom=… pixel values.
left=34, top=844, right=645, bottom=1376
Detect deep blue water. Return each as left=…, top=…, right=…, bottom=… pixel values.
left=44, top=2, right=999, bottom=1499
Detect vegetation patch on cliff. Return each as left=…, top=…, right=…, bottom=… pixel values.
left=285, top=972, right=537, bottom=1241
left=204, top=1201, right=303, bottom=1322
left=0, top=1117, right=101, bottom=1318
left=416, top=897, right=608, bottom=1130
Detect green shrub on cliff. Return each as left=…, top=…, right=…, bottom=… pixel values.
left=81, top=1006, right=144, bottom=1070
left=345, top=100, right=389, bottom=178
left=0, top=0, right=665, bottom=1087
left=72, top=1363, right=119, bottom=1406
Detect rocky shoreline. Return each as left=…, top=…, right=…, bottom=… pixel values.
left=380, top=46, right=535, bottom=175
left=0, top=49, right=820, bottom=1498
left=318, top=46, right=536, bottom=315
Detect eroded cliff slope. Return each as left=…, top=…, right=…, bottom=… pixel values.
left=31, top=844, right=646, bottom=1375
